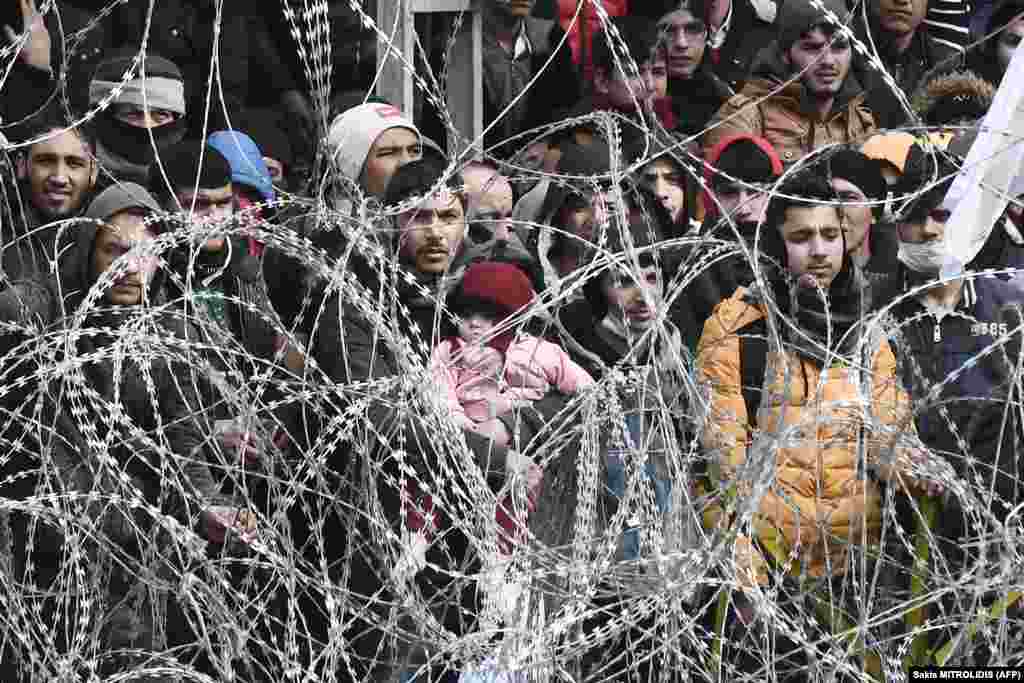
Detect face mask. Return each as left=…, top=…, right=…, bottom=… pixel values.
left=96, top=113, right=187, bottom=165
left=897, top=239, right=949, bottom=275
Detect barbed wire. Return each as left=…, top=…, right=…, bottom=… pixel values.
left=0, top=1, right=1022, bottom=681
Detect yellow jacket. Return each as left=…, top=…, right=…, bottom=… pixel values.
left=697, top=289, right=913, bottom=588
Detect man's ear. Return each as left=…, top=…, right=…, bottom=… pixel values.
left=15, top=153, right=27, bottom=181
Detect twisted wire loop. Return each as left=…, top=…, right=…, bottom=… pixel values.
left=0, top=1, right=1021, bottom=681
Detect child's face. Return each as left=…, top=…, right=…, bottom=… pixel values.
left=600, top=262, right=665, bottom=332
left=458, top=312, right=499, bottom=345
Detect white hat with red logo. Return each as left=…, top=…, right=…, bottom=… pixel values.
left=327, top=102, right=421, bottom=185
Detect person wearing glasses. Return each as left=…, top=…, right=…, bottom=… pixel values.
left=656, top=0, right=738, bottom=137
left=703, top=0, right=877, bottom=167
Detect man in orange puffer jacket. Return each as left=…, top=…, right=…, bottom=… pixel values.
left=696, top=172, right=946, bottom=673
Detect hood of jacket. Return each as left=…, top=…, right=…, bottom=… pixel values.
left=532, top=139, right=612, bottom=293
left=702, top=133, right=783, bottom=220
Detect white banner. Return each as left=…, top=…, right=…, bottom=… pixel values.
left=942, top=43, right=1024, bottom=276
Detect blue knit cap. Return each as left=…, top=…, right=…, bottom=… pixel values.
left=208, top=130, right=275, bottom=202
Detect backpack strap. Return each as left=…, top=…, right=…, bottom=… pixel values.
left=739, top=318, right=769, bottom=429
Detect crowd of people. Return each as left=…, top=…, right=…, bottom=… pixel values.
left=1, top=0, right=1023, bottom=681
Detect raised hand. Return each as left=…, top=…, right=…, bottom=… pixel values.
left=4, top=0, right=51, bottom=73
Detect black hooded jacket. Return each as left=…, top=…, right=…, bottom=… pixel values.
left=0, top=218, right=220, bottom=546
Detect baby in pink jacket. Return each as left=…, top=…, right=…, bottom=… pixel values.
left=405, top=262, right=594, bottom=564
left=431, top=261, right=595, bottom=447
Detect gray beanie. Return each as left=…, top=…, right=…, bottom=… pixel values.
left=86, top=182, right=161, bottom=222
left=777, top=0, right=850, bottom=52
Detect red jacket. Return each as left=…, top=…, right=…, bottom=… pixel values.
left=558, top=0, right=629, bottom=86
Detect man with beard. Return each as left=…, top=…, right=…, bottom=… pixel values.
left=309, top=157, right=579, bottom=681
left=697, top=172, right=941, bottom=678
left=88, top=47, right=188, bottom=186
left=703, top=0, right=876, bottom=167
left=0, top=182, right=242, bottom=682
left=6, top=118, right=98, bottom=283
left=148, top=141, right=285, bottom=377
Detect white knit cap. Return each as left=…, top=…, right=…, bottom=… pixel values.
left=327, top=103, right=420, bottom=185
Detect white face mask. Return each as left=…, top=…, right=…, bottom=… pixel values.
left=897, top=239, right=949, bottom=275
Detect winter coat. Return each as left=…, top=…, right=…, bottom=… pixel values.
left=854, top=21, right=962, bottom=131
left=447, top=17, right=582, bottom=155
left=668, top=69, right=735, bottom=139
left=0, top=216, right=220, bottom=549
left=862, top=223, right=903, bottom=311
left=1, top=199, right=74, bottom=286
left=697, top=287, right=912, bottom=588
left=164, top=236, right=281, bottom=374
left=432, top=334, right=594, bottom=426
left=310, top=266, right=581, bottom=482
left=876, top=273, right=1024, bottom=566
left=557, top=298, right=700, bottom=551
left=966, top=0, right=1024, bottom=88
left=703, top=46, right=877, bottom=167
left=925, top=0, right=972, bottom=51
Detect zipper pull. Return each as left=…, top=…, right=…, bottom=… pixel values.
left=933, top=323, right=941, bottom=343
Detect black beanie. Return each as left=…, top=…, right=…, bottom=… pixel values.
left=636, top=0, right=709, bottom=20
left=777, top=0, right=849, bottom=52
left=712, top=139, right=777, bottom=187
left=826, top=149, right=887, bottom=217
left=892, top=144, right=961, bottom=220
left=149, top=141, right=233, bottom=198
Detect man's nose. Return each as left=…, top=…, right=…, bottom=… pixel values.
left=808, top=234, right=829, bottom=256
left=492, top=219, right=511, bottom=244
left=48, top=165, right=70, bottom=185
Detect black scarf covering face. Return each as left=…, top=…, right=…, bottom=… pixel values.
left=759, top=220, right=866, bottom=362
left=95, top=113, right=188, bottom=165
left=768, top=263, right=866, bottom=361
